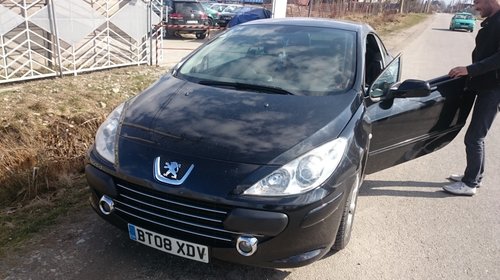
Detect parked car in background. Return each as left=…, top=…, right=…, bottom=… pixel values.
left=209, top=3, right=240, bottom=13
left=86, top=18, right=474, bottom=268
left=201, top=2, right=220, bottom=26
left=449, top=12, right=475, bottom=32
left=217, top=5, right=256, bottom=27
left=226, top=6, right=271, bottom=28
left=163, top=0, right=210, bottom=39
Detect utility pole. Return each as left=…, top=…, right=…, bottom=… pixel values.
left=399, top=0, right=405, bottom=13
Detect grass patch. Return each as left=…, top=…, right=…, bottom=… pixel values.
left=0, top=66, right=167, bottom=254
left=344, top=13, right=429, bottom=36
left=0, top=176, right=88, bottom=256
left=0, top=66, right=167, bottom=204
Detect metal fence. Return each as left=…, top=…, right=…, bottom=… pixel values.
left=0, top=0, right=163, bottom=84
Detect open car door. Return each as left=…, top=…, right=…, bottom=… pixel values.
left=364, top=55, right=475, bottom=174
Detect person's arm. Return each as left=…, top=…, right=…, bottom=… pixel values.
left=450, top=36, right=500, bottom=78
left=466, top=52, right=500, bottom=77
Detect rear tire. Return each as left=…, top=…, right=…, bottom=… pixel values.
left=332, top=171, right=361, bottom=251
left=164, top=29, right=175, bottom=38
left=196, top=32, right=207, bottom=39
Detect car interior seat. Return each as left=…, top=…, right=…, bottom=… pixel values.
left=365, top=47, right=383, bottom=86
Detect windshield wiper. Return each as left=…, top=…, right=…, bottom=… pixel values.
left=198, top=80, right=294, bottom=95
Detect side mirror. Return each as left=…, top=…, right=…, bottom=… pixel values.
left=392, top=79, right=431, bottom=98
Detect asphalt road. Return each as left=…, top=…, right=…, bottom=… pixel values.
left=2, top=13, right=499, bottom=280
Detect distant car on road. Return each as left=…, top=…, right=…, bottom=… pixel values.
left=449, top=12, right=475, bottom=32
left=86, top=18, right=475, bottom=268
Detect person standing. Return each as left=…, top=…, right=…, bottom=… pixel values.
left=444, top=0, right=500, bottom=196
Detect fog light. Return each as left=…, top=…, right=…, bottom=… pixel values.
left=236, top=235, right=258, bottom=256
left=99, top=195, right=114, bottom=215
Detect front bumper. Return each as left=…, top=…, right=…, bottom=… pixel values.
left=164, top=20, right=209, bottom=33
left=450, top=22, right=474, bottom=30
left=85, top=161, right=353, bottom=268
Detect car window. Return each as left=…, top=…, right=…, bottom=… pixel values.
left=210, top=4, right=226, bottom=12
left=454, top=14, right=472, bottom=20
left=223, top=6, right=241, bottom=13
left=365, top=34, right=385, bottom=86
left=177, top=25, right=357, bottom=96
left=174, top=2, right=203, bottom=14
left=369, top=55, right=401, bottom=98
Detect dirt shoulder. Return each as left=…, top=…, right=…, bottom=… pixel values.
left=381, top=13, right=434, bottom=54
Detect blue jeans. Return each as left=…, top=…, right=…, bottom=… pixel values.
left=462, top=87, right=500, bottom=187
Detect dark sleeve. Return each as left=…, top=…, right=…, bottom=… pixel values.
left=467, top=50, right=500, bottom=77
left=467, top=24, right=500, bottom=77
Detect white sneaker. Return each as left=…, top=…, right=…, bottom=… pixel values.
left=448, top=174, right=463, bottom=182
left=447, top=174, right=481, bottom=188
left=443, top=181, right=477, bottom=196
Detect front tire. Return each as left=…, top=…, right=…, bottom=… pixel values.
left=332, top=171, right=361, bottom=251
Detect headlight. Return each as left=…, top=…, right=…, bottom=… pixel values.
left=243, top=138, right=348, bottom=196
left=95, top=103, right=125, bottom=164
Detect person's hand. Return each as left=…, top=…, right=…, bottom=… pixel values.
left=448, top=66, right=468, bottom=78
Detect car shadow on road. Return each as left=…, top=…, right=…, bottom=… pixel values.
left=359, top=179, right=452, bottom=198
left=75, top=218, right=292, bottom=280
left=431, top=28, right=470, bottom=33
left=431, top=28, right=452, bottom=32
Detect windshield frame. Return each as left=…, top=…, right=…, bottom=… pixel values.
left=175, top=23, right=358, bottom=96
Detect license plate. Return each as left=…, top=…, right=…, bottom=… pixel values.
left=128, top=224, right=209, bottom=263
left=186, top=20, right=198, bottom=24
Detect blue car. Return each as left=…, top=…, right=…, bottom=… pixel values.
left=227, top=7, right=271, bottom=28
left=449, top=12, right=476, bottom=32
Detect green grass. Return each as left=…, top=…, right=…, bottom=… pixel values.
left=377, top=13, right=429, bottom=36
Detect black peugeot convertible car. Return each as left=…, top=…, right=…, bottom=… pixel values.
left=85, top=18, right=474, bottom=268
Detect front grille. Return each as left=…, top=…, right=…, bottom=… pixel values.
left=113, top=181, right=240, bottom=246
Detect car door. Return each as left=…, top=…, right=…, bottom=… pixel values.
left=364, top=56, right=475, bottom=174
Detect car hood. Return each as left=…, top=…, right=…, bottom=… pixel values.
left=120, top=75, right=357, bottom=165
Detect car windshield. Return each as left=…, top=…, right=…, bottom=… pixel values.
left=223, top=6, right=242, bottom=13
left=454, top=14, right=473, bottom=20
left=177, top=24, right=357, bottom=96
left=174, top=2, right=203, bottom=13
